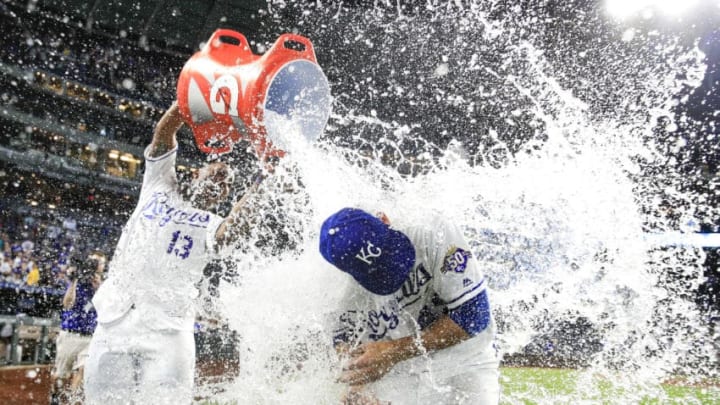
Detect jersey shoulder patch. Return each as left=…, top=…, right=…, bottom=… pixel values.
left=442, top=246, right=472, bottom=274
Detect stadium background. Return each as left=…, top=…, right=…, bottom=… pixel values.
left=0, top=0, right=718, bottom=403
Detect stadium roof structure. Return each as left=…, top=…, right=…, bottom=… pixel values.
left=8, top=0, right=280, bottom=54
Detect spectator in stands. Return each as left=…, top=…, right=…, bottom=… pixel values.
left=50, top=252, right=104, bottom=405
left=46, top=223, right=62, bottom=240
left=0, top=254, right=11, bottom=280
left=25, top=261, right=40, bottom=286
left=21, top=235, right=34, bottom=253
left=8, top=268, right=22, bottom=284
left=11, top=245, right=22, bottom=266
left=8, top=249, right=24, bottom=284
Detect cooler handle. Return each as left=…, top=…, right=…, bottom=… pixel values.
left=273, top=33, right=317, bottom=62
left=205, top=29, right=251, bottom=60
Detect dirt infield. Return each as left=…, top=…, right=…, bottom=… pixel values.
left=0, top=365, right=52, bottom=405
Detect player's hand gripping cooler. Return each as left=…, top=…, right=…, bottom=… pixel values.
left=177, top=29, right=331, bottom=157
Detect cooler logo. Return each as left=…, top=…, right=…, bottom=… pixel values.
left=356, top=241, right=382, bottom=265
left=209, top=74, right=240, bottom=117
left=442, top=247, right=472, bottom=273
left=188, top=75, right=249, bottom=137
left=142, top=192, right=212, bottom=228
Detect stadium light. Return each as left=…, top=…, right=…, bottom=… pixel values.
left=120, top=153, right=137, bottom=163
left=606, top=0, right=701, bottom=19
left=644, top=232, right=720, bottom=247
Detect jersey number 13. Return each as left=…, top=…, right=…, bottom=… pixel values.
left=167, top=230, right=194, bottom=260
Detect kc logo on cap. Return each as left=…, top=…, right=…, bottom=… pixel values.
left=319, top=208, right=416, bottom=295
left=356, top=241, right=382, bottom=265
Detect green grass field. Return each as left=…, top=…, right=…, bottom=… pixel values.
left=201, top=367, right=720, bottom=404
left=500, top=367, right=720, bottom=404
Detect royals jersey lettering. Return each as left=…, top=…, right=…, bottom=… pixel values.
left=92, top=146, right=223, bottom=331
left=332, top=216, right=496, bottom=374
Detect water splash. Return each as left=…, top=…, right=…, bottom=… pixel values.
left=208, top=1, right=718, bottom=403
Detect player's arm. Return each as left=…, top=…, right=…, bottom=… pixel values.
left=148, top=101, right=183, bottom=158
left=62, top=279, right=78, bottom=310
left=339, top=315, right=470, bottom=386
left=215, top=172, right=264, bottom=247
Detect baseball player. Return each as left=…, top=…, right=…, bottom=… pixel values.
left=319, top=208, right=500, bottom=404
left=84, top=102, right=258, bottom=404
left=50, top=253, right=104, bottom=404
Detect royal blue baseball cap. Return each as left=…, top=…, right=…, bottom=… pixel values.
left=319, top=208, right=416, bottom=295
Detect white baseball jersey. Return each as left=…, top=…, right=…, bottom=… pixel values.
left=92, top=146, right=223, bottom=331
left=332, top=215, right=497, bottom=375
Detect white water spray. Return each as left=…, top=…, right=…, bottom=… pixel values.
left=204, top=1, right=717, bottom=403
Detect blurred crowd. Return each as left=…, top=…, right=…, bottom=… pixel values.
left=0, top=8, right=182, bottom=106
left=0, top=209, right=111, bottom=297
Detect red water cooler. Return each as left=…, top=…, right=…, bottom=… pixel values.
left=177, top=29, right=331, bottom=157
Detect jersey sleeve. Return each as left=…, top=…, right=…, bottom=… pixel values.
left=139, top=145, right=179, bottom=201
left=430, top=218, right=487, bottom=311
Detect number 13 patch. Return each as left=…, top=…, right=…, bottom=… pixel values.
left=442, top=246, right=472, bottom=273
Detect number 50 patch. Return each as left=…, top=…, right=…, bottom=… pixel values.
left=442, top=246, right=472, bottom=273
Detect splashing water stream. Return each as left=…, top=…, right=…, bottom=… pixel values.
left=199, top=1, right=718, bottom=403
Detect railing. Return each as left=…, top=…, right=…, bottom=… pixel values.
left=0, top=314, right=59, bottom=366
left=0, top=313, right=240, bottom=369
